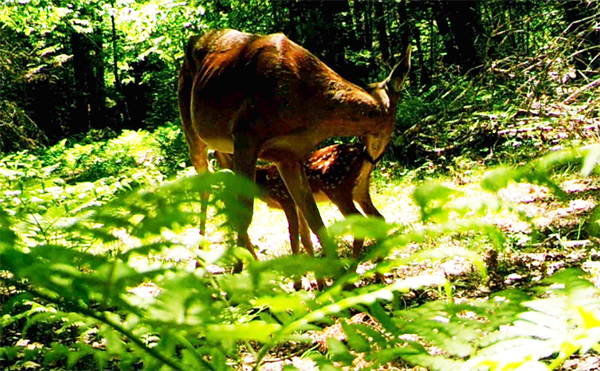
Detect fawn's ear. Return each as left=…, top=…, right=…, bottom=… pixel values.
left=388, top=44, right=411, bottom=93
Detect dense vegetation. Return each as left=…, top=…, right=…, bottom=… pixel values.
left=1, top=1, right=600, bottom=370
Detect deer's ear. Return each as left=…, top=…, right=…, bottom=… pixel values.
left=389, top=44, right=411, bottom=93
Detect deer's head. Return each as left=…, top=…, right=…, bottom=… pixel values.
left=363, top=45, right=412, bottom=164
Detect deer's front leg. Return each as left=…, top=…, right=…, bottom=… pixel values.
left=276, top=160, right=335, bottom=258
left=297, top=209, right=315, bottom=256
left=232, top=135, right=259, bottom=260
left=354, top=163, right=384, bottom=219
left=183, top=134, right=211, bottom=236
left=327, top=192, right=366, bottom=258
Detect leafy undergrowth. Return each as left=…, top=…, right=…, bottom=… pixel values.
left=241, top=153, right=600, bottom=371
left=2, top=120, right=600, bottom=371
left=392, top=17, right=600, bottom=175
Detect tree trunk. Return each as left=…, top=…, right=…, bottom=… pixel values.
left=396, top=0, right=411, bottom=51
left=428, top=6, right=435, bottom=77
left=564, top=0, right=600, bottom=70
left=70, top=31, right=91, bottom=134
left=564, top=0, right=586, bottom=31
left=432, top=2, right=459, bottom=66
left=364, top=1, right=373, bottom=51
left=280, top=0, right=298, bottom=41
left=70, top=21, right=108, bottom=134
left=414, top=25, right=431, bottom=87
left=320, top=0, right=352, bottom=68
left=443, top=0, right=483, bottom=72
left=352, top=0, right=367, bottom=50
left=375, top=1, right=390, bottom=63
left=294, top=1, right=363, bottom=82
left=89, top=23, right=106, bottom=129
left=111, top=14, right=130, bottom=127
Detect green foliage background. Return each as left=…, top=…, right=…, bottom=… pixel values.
left=1, top=0, right=598, bottom=160
left=1, top=1, right=600, bottom=370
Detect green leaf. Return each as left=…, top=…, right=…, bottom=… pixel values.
left=328, top=215, right=394, bottom=240
left=209, top=348, right=227, bottom=370
left=254, top=292, right=315, bottom=316
left=100, top=324, right=126, bottom=355
left=326, top=338, right=354, bottom=365
left=581, top=145, right=600, bottom=176
left=367, top=302, right=398, bottom=337
left=482, top=167, right=518, bottom=192
left=341, top=321, right=372, bottom=353
left=413, top=183, right=462, bottom=220
left=207, top=321, right=282, bottom=342
left=401, top=352, right=464, bottom=371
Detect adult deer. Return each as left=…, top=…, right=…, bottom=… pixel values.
left=178, top=29, right=410, bottom=259
left=217, top=143, right=383, bottom=258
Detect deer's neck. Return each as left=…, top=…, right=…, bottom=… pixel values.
left=316, top=78, right=398, bottom=137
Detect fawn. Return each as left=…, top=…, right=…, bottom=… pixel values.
left=217, top=143, right=383, bottom=258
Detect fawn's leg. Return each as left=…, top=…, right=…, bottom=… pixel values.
left=356, top=189, right=384, bottom=219
left=352, top=164, right=387, bottom=283
left=328, top=192, right=367, bottom=258
left=214, top=151, right=234, bottom=170
left=281, top=201, right=301, bottom=255
left=353, top=164, right=384, bottom=219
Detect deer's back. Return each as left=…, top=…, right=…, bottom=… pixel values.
left=183, top=30, right=382, bottom=157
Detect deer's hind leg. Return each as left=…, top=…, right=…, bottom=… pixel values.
left=232, top=133, right=260, bottom=260
left=179, top=65, right=212, bottom=236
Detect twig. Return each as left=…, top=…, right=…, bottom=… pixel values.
left=562, top=77, right=600, bottom=105
left=259, top=344, right=319, bottom=363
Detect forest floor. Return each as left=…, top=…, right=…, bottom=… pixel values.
left=166, top=167, right=600, bottom=371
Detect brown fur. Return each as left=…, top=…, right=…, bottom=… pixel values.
left=178, top=29, right=410, bottom=259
